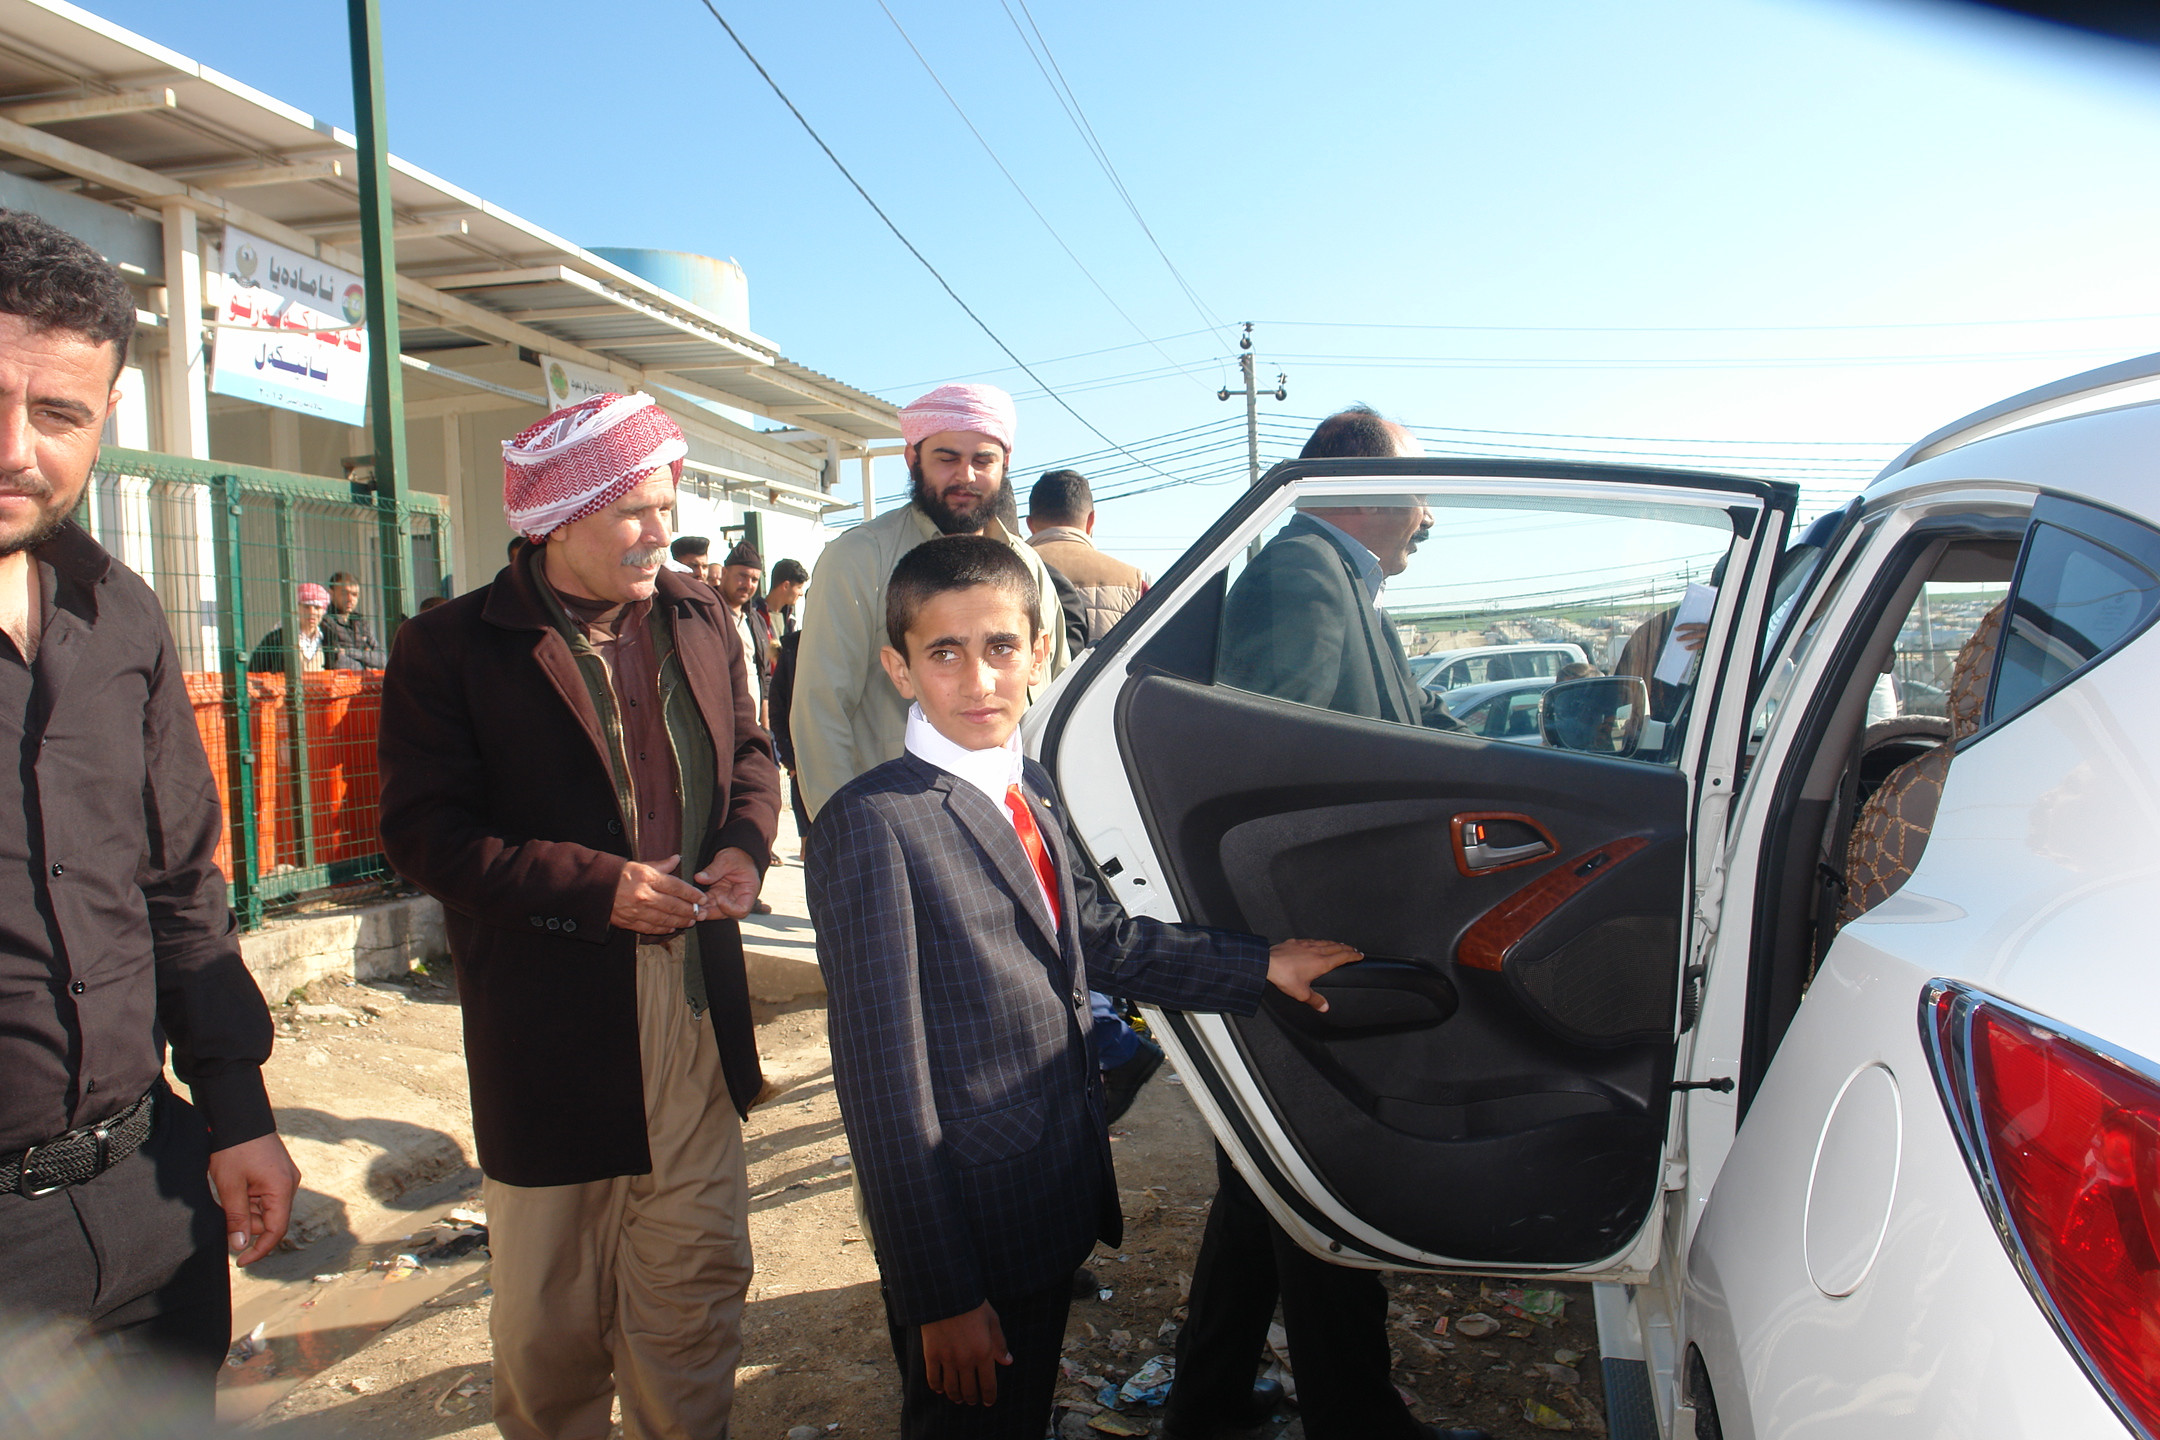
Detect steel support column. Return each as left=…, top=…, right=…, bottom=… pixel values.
left=347, top=0, right=414, bottom=626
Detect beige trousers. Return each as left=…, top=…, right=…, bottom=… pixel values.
left=485, top=939, right=753, bottom=1440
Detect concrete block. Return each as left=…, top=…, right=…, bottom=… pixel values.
left=241, top=894, right=447, bottom=1002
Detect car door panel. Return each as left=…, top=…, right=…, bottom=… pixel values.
left=1118, top=668, right=1686, bottom=1262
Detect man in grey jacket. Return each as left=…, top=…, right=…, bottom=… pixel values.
left=793, top=383, right=1068, bottom=819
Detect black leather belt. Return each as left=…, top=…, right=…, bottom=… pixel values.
left=0, top=1090, right=156, bottom=1198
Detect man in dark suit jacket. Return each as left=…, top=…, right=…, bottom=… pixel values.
left=1219, top=438, right=1455, bottom=730
left=379, top=393, right=779, bottom=1440
left=807, top=535, right=1355, bottom=1439
left=1172, top=407, right=1486, bottom=1440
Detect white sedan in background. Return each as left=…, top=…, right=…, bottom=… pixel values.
left=1034, top=352, right=2160, bottom=1438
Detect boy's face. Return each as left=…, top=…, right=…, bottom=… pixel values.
left=879, top=582, right=1049, bottom=752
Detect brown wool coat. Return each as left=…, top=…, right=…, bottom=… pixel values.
left=377, top=557, right=780, bottom=1187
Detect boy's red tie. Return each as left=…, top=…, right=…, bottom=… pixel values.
left=1004, top=784, right=1061, bottom=930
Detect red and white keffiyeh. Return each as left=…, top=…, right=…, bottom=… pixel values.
left=502, top=393, right=686, bottom=540
left=899, top=383, right=1017, bottom=454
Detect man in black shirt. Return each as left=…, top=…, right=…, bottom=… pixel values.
left=321, top=569, right=386, bottom=668
left=0, top=209, right=297, bottom=1416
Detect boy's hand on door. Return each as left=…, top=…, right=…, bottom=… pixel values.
left=1267, top=938, right=1365, bottom=1012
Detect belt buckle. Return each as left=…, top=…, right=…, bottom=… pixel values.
left=15, top=1141, right=64, bottom=1198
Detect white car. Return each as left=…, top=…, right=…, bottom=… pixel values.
left=1034, top=356, right=2160, bottom=1438
left=1410, top=641, right=1590, bottom=692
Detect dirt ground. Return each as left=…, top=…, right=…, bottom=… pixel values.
left=236, top=981, right=1606, bottom=1439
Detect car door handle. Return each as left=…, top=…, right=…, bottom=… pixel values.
left=1463, top=834, right=1552, bottom=868
left=1453, top=813, right=1559, bottom=875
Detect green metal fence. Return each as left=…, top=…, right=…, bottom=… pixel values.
left=74, top=446, right=449, bottom=929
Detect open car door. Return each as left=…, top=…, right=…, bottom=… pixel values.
left=1038, top=458, right=1793, bottom=1276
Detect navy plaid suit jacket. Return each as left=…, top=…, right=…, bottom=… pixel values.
left=806, top=750, right=1268, bottom=1326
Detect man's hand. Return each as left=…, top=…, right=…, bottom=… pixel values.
left=1673, top=621, right=1708, bottom=653
left=919, top=1300, right=1011, bottom=1406
left=207, top=1132, right=300, bottom=1266
left=1266, top=938, right=1364, bottom=1012
left=611, top=855, right=704, bottom=934
left=693, top=847, right=761, bottom=921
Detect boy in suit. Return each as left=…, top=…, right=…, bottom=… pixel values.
left=807, top=536, right=1360, bottom=1439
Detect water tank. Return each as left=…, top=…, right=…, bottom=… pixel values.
left=590, top=248, right=750, bottom=331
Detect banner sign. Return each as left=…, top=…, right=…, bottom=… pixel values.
left=539, top=353, right=617, bottom=413
left=210, top=227, right=370, bottom=426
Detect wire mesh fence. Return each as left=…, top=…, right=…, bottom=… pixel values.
left=76, top=446, right=449, bottom=928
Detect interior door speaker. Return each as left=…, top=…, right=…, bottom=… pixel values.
left=1508, top=914, right=1680, bottom=1048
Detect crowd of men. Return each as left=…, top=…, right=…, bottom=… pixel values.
left=0, top=207, right=1488, bottom=1440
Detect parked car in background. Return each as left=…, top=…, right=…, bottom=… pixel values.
left=1035, top=351, right=2160, bottom=1438
left=1410, top=640, right=1588, bottom=692
left=1436, top=674, right=1555, bottom=743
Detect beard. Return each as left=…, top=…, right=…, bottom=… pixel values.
left=0, top=473, right=73, bottom=559
left=910, top=458, right=1011, bottom=537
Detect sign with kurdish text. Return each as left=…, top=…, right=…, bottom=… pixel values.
left=210, top=227, right=370, bottom=426
left=540, top=353, right=617, bottom=413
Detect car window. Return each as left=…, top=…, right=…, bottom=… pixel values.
left=1215, top=491, right=1733, bottom=766
left=1879, top=576, right=2011, bottom=722
left=1992, top=522, right=2160, bottom=722
left=1454, top=694, right=1501, bottom=732
left=1498, top=688, right=1546, bottom=737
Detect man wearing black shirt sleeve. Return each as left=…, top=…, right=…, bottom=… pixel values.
left=0, top=209, right=297, bottom=1415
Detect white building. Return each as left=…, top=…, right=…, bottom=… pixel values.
left=0, top=0, right=901, bottom=596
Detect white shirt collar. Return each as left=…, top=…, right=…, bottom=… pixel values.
left=1302, top=512, right=1388, bottom=604
left=904, top=702, right=1023, bottom=811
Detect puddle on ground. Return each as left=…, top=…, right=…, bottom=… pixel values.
left=217, top=1220, right=489, bottom=1425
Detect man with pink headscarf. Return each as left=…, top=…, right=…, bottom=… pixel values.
left=378, top=392, right=780, bottom=1440
left=793, top=382, right=1068, bottom=818
left=247, top=581, right=334, bottom=673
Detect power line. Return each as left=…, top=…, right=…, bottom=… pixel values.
left=688, top=0, right=1195, bottom=485
left=1404, top=420, right=1902, bottom=448
left=1260, top=313, right=2160, bottom=335
left=1270, top=347, right=2136, bottom=372
left=872, top=0, right=1210, bottom=392
left=889, top=340, right=2141, bottom=409
left=875, top=330, right=1223, bottom=396
left=997, top=0, right=1231, bottom=345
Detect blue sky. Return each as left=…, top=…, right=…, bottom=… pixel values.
left=98, top=0, right=2160, bottom=562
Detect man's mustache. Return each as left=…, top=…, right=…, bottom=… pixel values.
left=622, top=545, right=667, bottom=569
left=1409, top=524, right=1432, bottom=547
left=0, top=474, right=54, bottom=500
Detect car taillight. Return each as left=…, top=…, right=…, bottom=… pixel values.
left=1927, top=984, right=2160, bottom=1439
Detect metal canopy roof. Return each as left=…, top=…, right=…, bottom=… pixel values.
left=0, top=0, right=900, bottom=458
left=428, top=266, right=900, bottom=448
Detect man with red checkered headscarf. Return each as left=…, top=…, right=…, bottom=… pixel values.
left=378, top=392, right=781, bottom=1440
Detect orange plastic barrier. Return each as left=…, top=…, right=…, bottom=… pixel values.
left=296, top=670, right=385, bottom=864
left=185, top=670, right=387, bottom=881
left=183, top=672, right=282, bottom=880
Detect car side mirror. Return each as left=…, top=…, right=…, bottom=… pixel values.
left=1541, top=676, right=1649, bottom=757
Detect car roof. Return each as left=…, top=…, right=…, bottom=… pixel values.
left=1868, top=385, right=2160, bottom=527
left=1439, top=675, right=1558, bottom=704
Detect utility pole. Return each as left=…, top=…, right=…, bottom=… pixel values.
left=348, top=0, right=414, bottom=624
left=1218, top=323, right=1287, bottom=487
